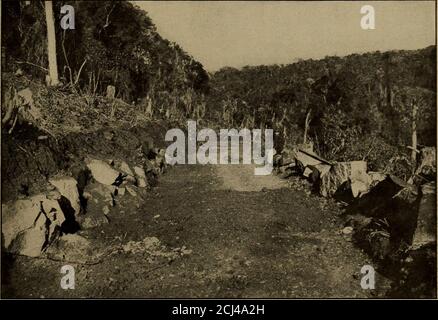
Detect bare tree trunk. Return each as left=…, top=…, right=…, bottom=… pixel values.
left=45, top=1, right=59, bottom=86
left=411, top=101, right=418, bottom=173
left=304, top=109, right=311, bottom=144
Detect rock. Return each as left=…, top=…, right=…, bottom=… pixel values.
left=49, top=176, right=81, bottom=216
left=117, top=187, right=126, bottom=196
left=86, top=159, right=121, bottom=186
left=120, top=163, right=134, bottom=176
left=346, top=175, right=416, bottom=218
left=114, top=160, right=134, bottom=176
left=133, top=165, right=146, bottom=177
left=313, top=163, right=331, bottom=177
left=295, top=149, right=322, bottom=168
left=368, top=171, right=387, bottom=188
left=342, top=226, right=354, bottom=235
left=137, top=178, right=148, bottom=188
left=347, top=175, right=420, bottom=248
left=45, top=234, right=92, bottom=263
left=351, top=180, right=369, bottom=198
left=83, top=182, right=115, bottom=206
left=319, top=161, right=367, bottom=197
left=78, top=182, right=115, bottom=229
left=2, top=194, right=65, bottom=257
left=113, top=161, right=136, bottom=185
left=303, top=167, right=313, bottom=178
left=46, top=190, right=62, bottom=200
left=102, top=206, right=110, bottom=216
left=126, top=186, right=137, bottom=197
left=412, top=182, right=436, bottom=249
left=307, top=163, right=331, bottom=184
left=415, top=147, right=436, bottom=182
left=133, top=166, right=148, bottom=188
left=390, top=180, right=419, bottom=245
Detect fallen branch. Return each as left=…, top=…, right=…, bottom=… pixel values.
left=74, top=59, right=87, bottom=85
left=298, top=148, right=333, bottom=165
left=8, top=113, right=18, bottom=134
left=15, top=60, right=48, bottom=72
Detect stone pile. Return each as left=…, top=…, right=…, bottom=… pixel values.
left=275, top=145, right=436, bottom=254
left=2, top=149, right=169, bottom=257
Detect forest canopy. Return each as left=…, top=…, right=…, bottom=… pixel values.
left=2, top=1, right=209, bottom=103
left=207, top=46, right=436, bottom=173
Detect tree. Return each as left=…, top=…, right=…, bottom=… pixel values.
left=44, top=1, right=59, bottom=86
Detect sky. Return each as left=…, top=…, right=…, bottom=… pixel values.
left=134, top=1, right=436, bottom=71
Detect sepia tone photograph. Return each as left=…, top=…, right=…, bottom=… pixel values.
left=0, top=0, right=436, bottom=301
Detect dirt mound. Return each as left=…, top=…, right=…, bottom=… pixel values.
left=1, top=73, right=170, bottom=202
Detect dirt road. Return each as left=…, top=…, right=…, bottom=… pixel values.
left=2, top=162, right=390, bottom=298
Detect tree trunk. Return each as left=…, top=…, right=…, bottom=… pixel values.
left=411, top=101, right=418, bottom=173
left=304, top=109, right=312, bottom=144
left=45, top=1, right=59, bottom=86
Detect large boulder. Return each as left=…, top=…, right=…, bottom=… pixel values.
left=319, top=161, right=367, bottom=197
left=2, top=194, right=65, bottom=257
left=86, top=158, right=122, bottom=186
left=412, top=182, right=436, bottom=249
left=113, top=160, right=134, bottom=176
left=49, top=176, right=81, bottom=216
left=332, top=172, right=385, bottom=202
left=78, top=182, right=116, bottom=229
left=346, top=175, right=417, bottom=218
left=347, top=175, right=420, bottom=249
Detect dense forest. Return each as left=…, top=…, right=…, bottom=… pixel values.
left=2, top=1, right=209, bottom=119
left=208, top=47, right=436, bottom=176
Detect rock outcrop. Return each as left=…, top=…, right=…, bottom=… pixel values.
left=2, top=194, right=65, bottom=257
left=49, top=176, right=81, bottom=216
left=319, top=161, right=367, bottom=198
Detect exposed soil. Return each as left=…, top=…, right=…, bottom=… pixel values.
left=2, top=161, right=392, bottom=298
left=1, top=121, right=167, bottom=203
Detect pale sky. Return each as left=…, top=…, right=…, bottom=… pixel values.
left=134, top=1, right=436, bottom=71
